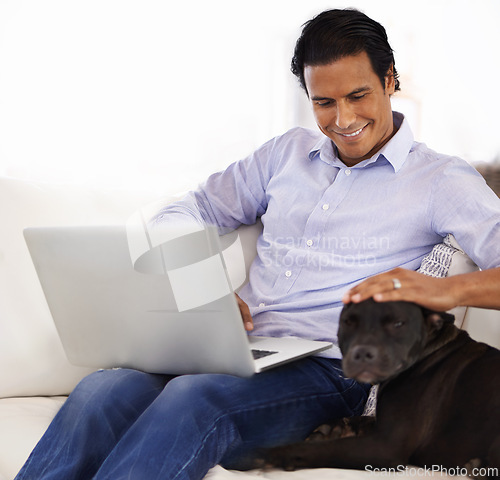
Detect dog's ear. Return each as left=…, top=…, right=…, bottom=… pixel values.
left=340, top=301, right=356, bottom=315
left=422, top=308, right=455, bottom=330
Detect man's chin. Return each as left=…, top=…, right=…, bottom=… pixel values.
left=334, top=143, right=373, bottom=167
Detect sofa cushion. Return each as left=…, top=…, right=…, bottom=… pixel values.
left=0, top=177, right=159, bottom=398
left=0, top=396, right=66, bottom=479
left=0, top=395, right=467, bottom=480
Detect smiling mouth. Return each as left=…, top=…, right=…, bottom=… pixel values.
left=335, top=125, right=367, bottom=138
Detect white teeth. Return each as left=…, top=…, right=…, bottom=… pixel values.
left=342, top=127, right=364, bottom=137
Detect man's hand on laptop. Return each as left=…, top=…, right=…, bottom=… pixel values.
left=235, top=294, right=254, bottom=331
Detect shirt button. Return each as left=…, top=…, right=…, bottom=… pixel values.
left=322, top=204, right=329, bottom=211
left=345, top=169, right=351, bottom=176
left=259, top=302, right=265, bottom=308
left=306, top=239, right=313, bottom=247
left=285, top=270, right=292, bottom=278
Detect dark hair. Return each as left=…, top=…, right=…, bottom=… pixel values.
left=291, top=8, right=400, bottom=94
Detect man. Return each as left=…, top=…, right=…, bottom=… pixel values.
left=15, top=8, right=500, bottom=480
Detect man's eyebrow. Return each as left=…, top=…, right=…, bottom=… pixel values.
left=348, top=86, right=371, bottom=96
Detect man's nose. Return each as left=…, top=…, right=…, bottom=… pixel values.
left=335, top=102, right=356, bottom=130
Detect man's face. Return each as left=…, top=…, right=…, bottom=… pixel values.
left=304, top=51, right=395, bottom=167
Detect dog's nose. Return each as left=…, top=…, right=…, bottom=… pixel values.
left=350, top=345, right=378, bottom=364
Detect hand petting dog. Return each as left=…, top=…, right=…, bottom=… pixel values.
left=343, top=266, right=500, bottom=312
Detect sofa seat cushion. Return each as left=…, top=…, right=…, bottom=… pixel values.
left=0, top=396, right=467, bottom=480
left=0, top=396, right=66, bottom=480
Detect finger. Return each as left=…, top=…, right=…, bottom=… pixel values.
left=346, top=270, right=455, bottom=311
left=375, top=277, right=457, bottom=312
left=372, top=289, right=405, bottom=303
left=342, top=278, right=391, bottom=304
left=235, top=293, right=254, bottom=331
left=343, top=269, right=407, bottom=304
left=371, top=277, right=406, bottom=302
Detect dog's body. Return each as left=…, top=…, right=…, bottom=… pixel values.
left=262, top=299, right=500, bottom=477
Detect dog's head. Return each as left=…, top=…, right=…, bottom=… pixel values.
left=338, top=298, right=455, bottom=384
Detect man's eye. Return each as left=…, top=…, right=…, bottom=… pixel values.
left=351, top=94, right=366, bottom=101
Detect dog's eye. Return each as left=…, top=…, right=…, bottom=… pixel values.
left=341, top=316, right=356, bottom=326
left=393, top=320, right=404, bottom=329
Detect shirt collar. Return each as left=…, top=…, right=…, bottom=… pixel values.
left=309, top=111, right=414, bottom=173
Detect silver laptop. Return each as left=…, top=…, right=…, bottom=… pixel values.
left=23, top=224, right=331, bottom=377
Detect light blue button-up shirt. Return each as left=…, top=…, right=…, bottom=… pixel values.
left=154, top=112, right=500, bottom=358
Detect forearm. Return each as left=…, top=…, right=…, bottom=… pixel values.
left=449, top=267, right=500, bottom=310
left=151, top=160, right=269, bottom=232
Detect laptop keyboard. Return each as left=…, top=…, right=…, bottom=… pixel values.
left=251, top=349, right=279, bottom=360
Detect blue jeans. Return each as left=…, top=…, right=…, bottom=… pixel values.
left=15, top=358, right=370, bottom=480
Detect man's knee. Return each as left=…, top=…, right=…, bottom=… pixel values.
left=69, top=368, right=167, bottom=413
left=163, top=374, right=228, bottom=404
left=161, top=374, right=246, bottom=422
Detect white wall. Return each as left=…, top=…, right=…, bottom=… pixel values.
left=0, top=0, right=499, bottom=194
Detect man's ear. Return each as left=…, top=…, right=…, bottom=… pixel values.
left=422, top=308, right=455, bottom=330
left=385, top=65, right=396, bottom=95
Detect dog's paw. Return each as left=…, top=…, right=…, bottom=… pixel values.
left=306, top=418, right=357, bottom=442
left=332, top=418, right=358, bottom=439
left=306, top=423, right=336, bottom=442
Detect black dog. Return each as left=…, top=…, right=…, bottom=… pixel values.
left=260, top=299, right=500, bottom=477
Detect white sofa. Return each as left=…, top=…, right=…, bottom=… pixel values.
left=1, top=175, right=498, bottom=480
